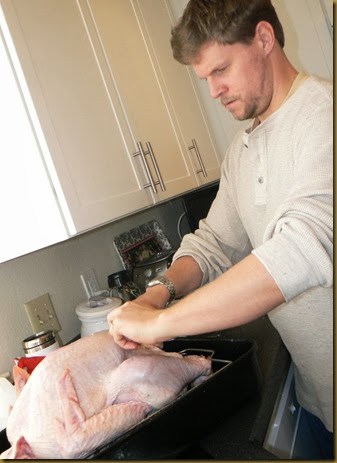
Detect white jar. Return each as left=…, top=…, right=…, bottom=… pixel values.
left=75, top=296, right=122, bottom=337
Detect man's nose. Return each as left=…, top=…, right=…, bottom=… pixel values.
left=208, top=79, right=226, bottom=99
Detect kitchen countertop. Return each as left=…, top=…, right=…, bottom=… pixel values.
left=176, top=316, right=291, bottom=460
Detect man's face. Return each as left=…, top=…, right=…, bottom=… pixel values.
left=191, top=38, right=273, bottom=121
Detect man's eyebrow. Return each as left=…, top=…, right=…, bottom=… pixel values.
left=196, top=65, right=223, bottom=80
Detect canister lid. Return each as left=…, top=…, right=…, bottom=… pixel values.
left=75, top=296, right=122, bottom=318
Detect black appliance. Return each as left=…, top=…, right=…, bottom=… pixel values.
left=181, top=181, right=219, bottom=232
left=107, top=269, right=141, bottom=301
left=132, top=249, right=175, bottom=291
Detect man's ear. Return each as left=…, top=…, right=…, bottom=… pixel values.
left=255, top=21, right=275, bottom=56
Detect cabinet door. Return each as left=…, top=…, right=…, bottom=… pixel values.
left=0, top=23, right=68, bottom=262
left=86, top=0, right=199, bottom=202
left=1, top=0, right=152, bottom=234
left=133, top=0, right=221, bottom=185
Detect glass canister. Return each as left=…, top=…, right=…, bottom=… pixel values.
left=22, top=330, right=59, bottom=357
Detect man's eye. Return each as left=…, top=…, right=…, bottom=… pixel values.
left=216, top=67, right=226, bottom=74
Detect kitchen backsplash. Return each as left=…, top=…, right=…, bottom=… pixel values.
left=0, top=197, right=190, bottom=376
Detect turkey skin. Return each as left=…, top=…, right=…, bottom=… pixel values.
left=1, top=330, right=211, bottom=459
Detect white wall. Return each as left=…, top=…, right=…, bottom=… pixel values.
left=0, top=197, right=189, bottom=375
left=273, top=0, right=333, bottom=79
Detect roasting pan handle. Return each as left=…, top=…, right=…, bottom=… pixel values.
left=179, top=348, right=215, bottom=358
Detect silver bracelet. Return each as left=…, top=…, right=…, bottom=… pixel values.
left=147, top=276, right=176, bottom=305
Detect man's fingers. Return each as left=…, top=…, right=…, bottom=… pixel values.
left=113, top=332, right=139, bottom=349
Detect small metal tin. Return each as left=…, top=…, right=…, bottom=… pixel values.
left=22, top=330, right=59, bottom=356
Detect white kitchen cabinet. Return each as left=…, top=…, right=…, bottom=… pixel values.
left=130, top=0, right=221, bottom=186
left=82, top=0, right=195, bottom=203
left=84, top=0, right=220, bottom=199
left=0, top=25, right=69, bottom=263
left=0, top=0, right=153, bottom=240
left=0, top=0, right=221, bottom=262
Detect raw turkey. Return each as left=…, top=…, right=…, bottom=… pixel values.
left=1, top=330, right=211, bottom=459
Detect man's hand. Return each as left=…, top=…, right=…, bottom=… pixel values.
left=107, top=299, right=167, bottom=349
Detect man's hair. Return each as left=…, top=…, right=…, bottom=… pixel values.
left=171, top=0, right=284, bottom=64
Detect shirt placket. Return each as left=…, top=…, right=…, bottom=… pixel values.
left=242, top=128, right=267, bottom=206
left=253, top=136, right=267, bottom=206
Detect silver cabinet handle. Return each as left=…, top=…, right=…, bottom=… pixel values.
left=146, top=142, right=165, bottom=192
left=133, top=141, right=157, bottom=194
left=188, top=138, right=207, bottom=177
left=133, top=141, right=165, bottom=193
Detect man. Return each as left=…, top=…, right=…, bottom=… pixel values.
left=108, top=0, right=333, bottom=456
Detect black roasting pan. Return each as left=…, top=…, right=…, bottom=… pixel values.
left=87, top=334, right=262, bottom=460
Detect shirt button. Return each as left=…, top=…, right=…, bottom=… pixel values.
left=258, top=177, right=264, bottom=184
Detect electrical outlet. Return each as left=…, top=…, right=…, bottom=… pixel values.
left=24, top=293, right=61, bottom=333
left=80, top=268, right=100, bottom=298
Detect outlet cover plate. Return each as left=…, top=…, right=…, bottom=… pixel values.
left=24, top=293, right=61, bottom=333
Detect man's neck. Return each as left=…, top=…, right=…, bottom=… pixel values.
left=259, top=66, right=298, bottom=123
